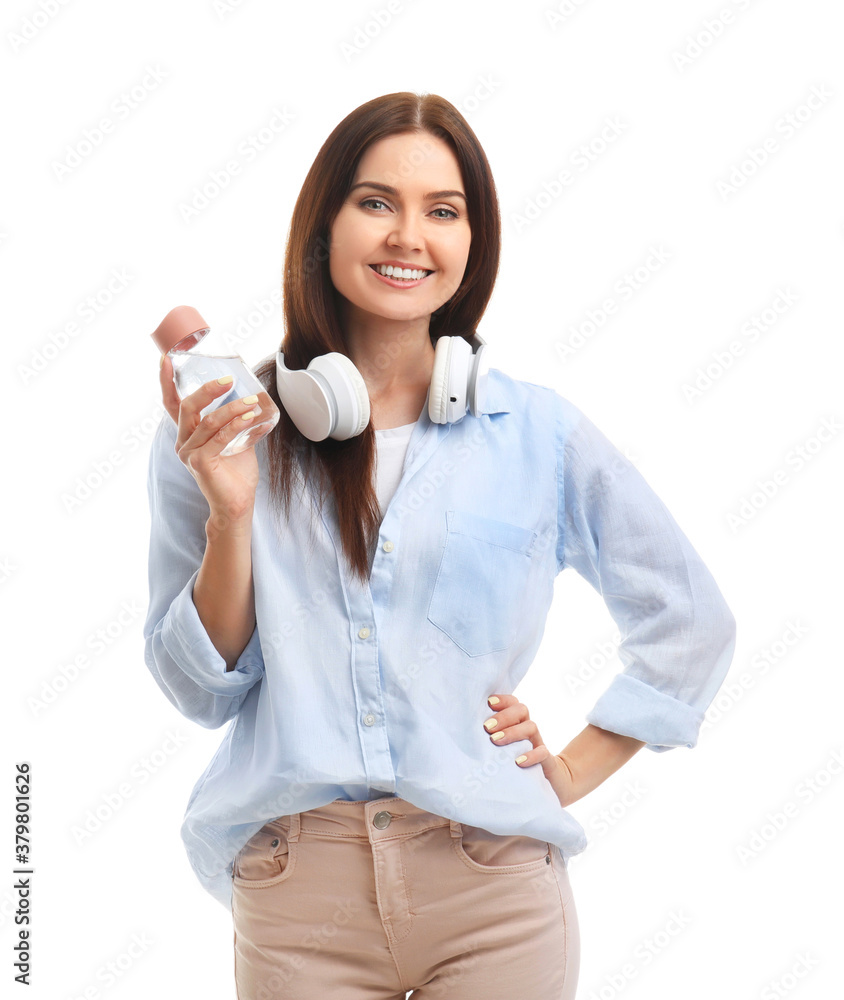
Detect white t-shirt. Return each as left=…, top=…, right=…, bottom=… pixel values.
left=374, top=420, right=416, bottom=518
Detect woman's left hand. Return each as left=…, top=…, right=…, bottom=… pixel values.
left=483, top=693, right=576, bottom=809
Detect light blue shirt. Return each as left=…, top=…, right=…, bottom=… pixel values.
left=143, top=365, right=736, bottom=910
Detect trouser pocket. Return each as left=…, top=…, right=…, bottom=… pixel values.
left=232, top=818, right=298, bottom=889
left=453, top=822, right=552, bottom=874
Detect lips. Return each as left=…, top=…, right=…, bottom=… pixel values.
left=368, top=264, right=434, bottom=288
left=369, top=264, right=432, bottom=277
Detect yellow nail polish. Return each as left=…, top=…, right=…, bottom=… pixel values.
left=484, top=719, right=497, bottom=730
left=241, top=394, right=259, bottom=405
left=515, top=755, right=528, bottom=764
left=491, top=732, right=505, bottom=741
left=488, top=696, right=500, bottom=705
left=217, top=375, right=234, bottom=385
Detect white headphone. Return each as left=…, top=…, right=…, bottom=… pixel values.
left=275, top=332, right=490, bottom=441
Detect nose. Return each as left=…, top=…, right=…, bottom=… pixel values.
left=387, top=212, right=424, bottom=253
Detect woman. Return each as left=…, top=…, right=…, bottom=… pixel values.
left=144, top=92, right=737, bottom=999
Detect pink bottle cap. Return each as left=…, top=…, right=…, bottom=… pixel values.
left=151, top=305, right=210, bottom=354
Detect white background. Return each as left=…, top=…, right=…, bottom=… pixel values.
left=5, top=0, right=843, bottom=997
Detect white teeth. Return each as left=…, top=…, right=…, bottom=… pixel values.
left=374, top=264, right=431, bottom=281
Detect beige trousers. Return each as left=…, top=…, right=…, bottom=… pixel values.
left=231, top=795, right=579, bottom=999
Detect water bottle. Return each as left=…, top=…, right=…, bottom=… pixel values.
left=151, top=305, right=279, bottom=456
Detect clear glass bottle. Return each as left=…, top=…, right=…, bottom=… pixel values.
left=151, top=305, right=279, bottom=457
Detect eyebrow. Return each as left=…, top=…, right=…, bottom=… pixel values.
left=349, top=181, right=467, bottom=203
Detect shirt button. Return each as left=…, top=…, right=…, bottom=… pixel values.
left=363, top=714, right=376, bottom=726
left=373, top=810, right=392, bottom=829
left=382, top=540, right=394, bottom=552
left=358, top=626, right=370, bottom=639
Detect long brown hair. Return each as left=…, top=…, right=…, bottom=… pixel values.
left=253, top=91, right=502, bottom=582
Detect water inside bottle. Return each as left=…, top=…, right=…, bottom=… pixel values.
left=170, top=352, right=279, bottom=456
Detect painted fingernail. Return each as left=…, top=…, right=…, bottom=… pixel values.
left=490, top=732, right=505, bottom=742
left=515, top=755, right=528, bottom=764
left=484, top=719, right=497, bottom=730
left=488, top=696, right=500, bottom=705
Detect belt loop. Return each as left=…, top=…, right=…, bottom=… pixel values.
left=449, top=819, right=462, bottom=841
left=286, top=813, right=301, bottom=844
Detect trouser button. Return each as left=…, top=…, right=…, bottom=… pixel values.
left=373, top=810, right=392, bottom=829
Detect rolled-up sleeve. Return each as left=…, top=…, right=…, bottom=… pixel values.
left=556, top=399, right=737, bottom=752
left=143, top=414, right=264, bottom=729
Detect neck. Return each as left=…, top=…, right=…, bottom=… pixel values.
left=341, top=310, right=438, bottom=430
left=343, top=313, right=436, bottom=399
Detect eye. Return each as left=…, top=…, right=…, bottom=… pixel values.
left=358, top=198, right=459, bottom=220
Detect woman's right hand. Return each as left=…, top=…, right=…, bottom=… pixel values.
left=159, top=354, right=261, bottom=525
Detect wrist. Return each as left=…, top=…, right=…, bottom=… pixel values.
left=553, top=752, right=578, bottom=808
left=206, top=505, right=254, bottom=540
left=556, top=725, right=646, bottom=802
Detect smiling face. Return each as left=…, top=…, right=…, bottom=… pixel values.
left=328, top=131, right=472, bottom=330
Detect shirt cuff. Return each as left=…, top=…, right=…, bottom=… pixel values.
left=160, top=568, right=264, bottom=696
left=585, top=674, right=705, bottom=752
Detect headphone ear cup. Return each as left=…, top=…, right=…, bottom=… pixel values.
left=428, top=335, right=452, bottom=425
left=429, top=335, right=471, bottom=424
left=276, top=350, right=370, bottom=441
left=309, top=352, right=370, bottom=440
left=276, top=350, right=335, bottom=442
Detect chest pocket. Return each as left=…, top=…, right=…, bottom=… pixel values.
left=427, top=509, right=538, bottom=657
